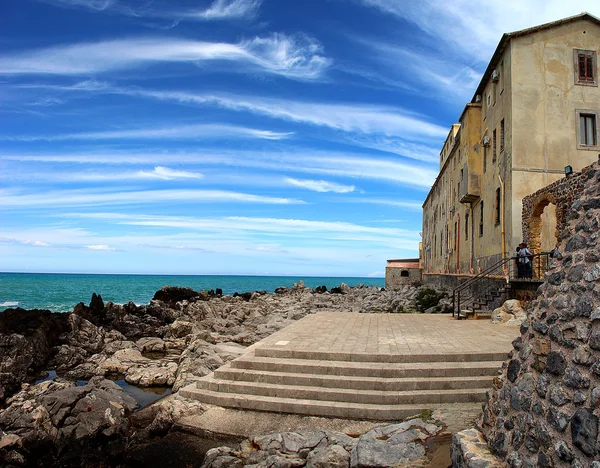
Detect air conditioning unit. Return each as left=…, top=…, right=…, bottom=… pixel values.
left=491, top=70, right=500, bottom=81
left=449, top=206, right=455, bottom=213
left=475, top=94, right=482, bottom=103
left=447, top=248, right=453, bottom=254
left=483, top=135, right=491, bottom=147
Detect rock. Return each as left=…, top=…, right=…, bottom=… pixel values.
left=136, top=337, right=166, bottom=353
left=306, top=444, right=349, bottom=468
left=492, top=300, right=527, bottom=326
left=0, top=308, right=70, bottom=401
left=546, top=351, right=567, bottom=375
left=152, top=286, right=200, bottom=306
left=570, top=408, right=598, bottom=457
left=168, top=320, right=198, bottom=338
left=451, top=428, right=504, bottom=467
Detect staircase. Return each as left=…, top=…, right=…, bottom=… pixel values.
left=453, top=252, right=550, bottom=319
left=180, top=347, right=507, bottom=421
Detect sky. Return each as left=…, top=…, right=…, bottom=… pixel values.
left=1, top=0, right=599, bottom=276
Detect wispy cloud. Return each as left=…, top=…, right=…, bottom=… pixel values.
left=0, top=188, right=304, bottom=208
left=0, top=34, right=328, bottom=80
left=356, top=198, right=423, bottom=211
left=124, top=89, right=446, bottom=140
left=1, top=149, right=438, bottom=188
left=33, top=82, right=446, bottom=149
left=64, top=212, right=421, bottom=248
left=350, top=37, right=481, bottom=102
left=0, top=237, right=51, bottom=247
left=42, top=0, right=262, bottom=22
left=2, top=123, right=292, bottom=142
left=86, top=244, right=115, bottom=251
left=285, top=178, right=355, bottom=193
left=354, top=0, right=600, bottom=61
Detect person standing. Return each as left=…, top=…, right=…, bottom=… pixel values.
left=518, top=242, right=534, bottom=278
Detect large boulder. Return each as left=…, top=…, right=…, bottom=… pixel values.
left=152, top=286, right=200, bottom=306
left=0, top=377, right=137, bottom=466
left=491, top=299, right=527, bottom=326
left=0, top=308, right=69, bottom=401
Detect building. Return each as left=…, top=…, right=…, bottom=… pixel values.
left=385, top=258, right=421, bottom=288
left=422, top=13, right=600, bottom=280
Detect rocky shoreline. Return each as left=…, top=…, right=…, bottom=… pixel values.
left=0, top=282, right=443, bottom=467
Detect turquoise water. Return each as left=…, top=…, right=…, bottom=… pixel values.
left=0, top=273, right=384, bottom=312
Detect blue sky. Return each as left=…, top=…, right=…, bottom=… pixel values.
left=1, top=0, right=599, bottom=276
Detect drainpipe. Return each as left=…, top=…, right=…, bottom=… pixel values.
left=498, top=174, right=507, bottom=278
left=470, top=205, right=475, bottom=274
left=456, top=212, right=460, bottom=273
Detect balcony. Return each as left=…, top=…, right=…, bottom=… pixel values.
left=459, top=163, right=480, bottom=204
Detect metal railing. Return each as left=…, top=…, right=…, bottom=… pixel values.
left=452, top=252, right=551, bottom=319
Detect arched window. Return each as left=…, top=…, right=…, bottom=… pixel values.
left=479, top=202, right=484, bottom=237
left=400, top=270, right=409, bottom=277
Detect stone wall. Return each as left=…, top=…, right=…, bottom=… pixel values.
left=385, top=267, right=421, bottom=289
left=522, top=164, right=590, bottom=255
left=476, top=162, right=600, bottom=467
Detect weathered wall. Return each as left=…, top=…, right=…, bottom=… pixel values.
left=476, top=162, right=600, bottom=467
left=385, top=267, right=421, bottom=289
left=510, top=17, right=600, bottom=253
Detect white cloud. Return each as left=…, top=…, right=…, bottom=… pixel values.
left=285, top=178, right=355, bottom=193
left=357, top=198, right=423, bottom=211
left=1, top=149, right=438, bottom=188
left=0, top=188, right=304, bottom=208
left=86, top=244, right=115, bottom=251
left=191, top=0, right=261, bottom=20
left=140, top=166, right=203, bottom=180
left=63, top=212, right=421, bottom=248
left=0, top=237, right=51, bottom=247
left=0, top=34, right=328, bottom=80
left=3, top=123, right=292, bottom=142
left=20, top=82, right=445, bottom=154
left=354, top=0, right=600, bottom=62
left=43, top=0, right=262, bottom=22
left=126, top=89, right=446, bottom=140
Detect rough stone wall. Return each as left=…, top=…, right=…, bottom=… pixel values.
left=385, top=267, right=421, bottom=289
left=522, top=165, right=589, bottom=255
left=479, top=162, right=600, bottom=467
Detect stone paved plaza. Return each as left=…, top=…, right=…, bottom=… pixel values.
left=253, top=312, right=520, bottom=357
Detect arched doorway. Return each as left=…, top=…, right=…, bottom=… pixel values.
left=529, top=195, right=559, bottom=254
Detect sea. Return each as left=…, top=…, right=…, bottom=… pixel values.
left=0, top=273, right=384, bottom=313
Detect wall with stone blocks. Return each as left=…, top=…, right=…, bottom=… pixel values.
left=385, top=267, right=421, bottom=289
left=474, top=162, right=600, bottom=467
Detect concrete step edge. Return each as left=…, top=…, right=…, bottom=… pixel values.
left=178, top=385, right=431, bottom=421
left=213, top=367, right=494, bottom=390
left=196, top=378, right=487, bottom=404
left=254, top=347, right=509, bottom=363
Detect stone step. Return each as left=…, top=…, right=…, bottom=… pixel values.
left=214, top=366, right=495, bottom=391
left=254, top=347, right=508, bottom=363
left=196, top=377, right=488, bottom=405
left=231, top=356, right=504, bottom=379
left=179, top=384, right=432, bottom=421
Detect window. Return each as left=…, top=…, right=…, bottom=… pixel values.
left=492, top=129, right=497, bottom=162
left=495, top=188, right=501, bottom=225
left=479, top=202, right=484, bottom=237
left=400, top=270, right=409, bottom=277
left=454, top=221, right=458, bottom=251
left=500, top=61, right=504, bottom=93
left=465, top=213, right=469, bottom=241
left=576, top=110, right=600, bottom=149
left=500, top=119, right=505, bottom=152
left=487, top=94, right=491, bottom=106
left=574, top=49, right=597, bottom=86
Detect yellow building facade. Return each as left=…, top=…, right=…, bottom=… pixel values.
left=422, top=13, right=600, bottom=275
